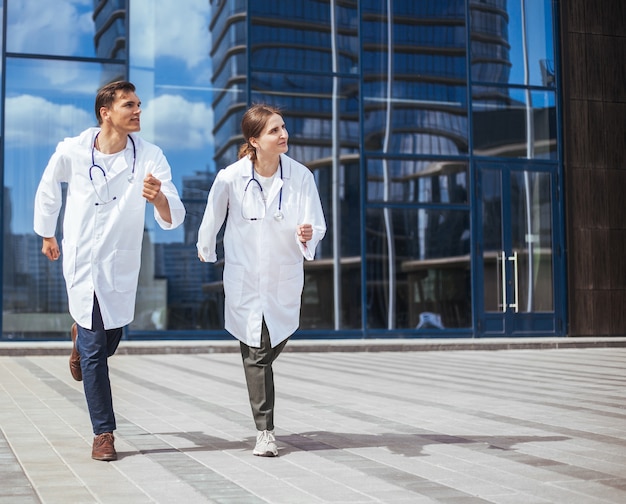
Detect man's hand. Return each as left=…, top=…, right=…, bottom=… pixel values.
left=142, top=173, right=163, bottom=203
left=42, top=236, right=60, bottom=261
left=143, top=173, right=172, bottom=223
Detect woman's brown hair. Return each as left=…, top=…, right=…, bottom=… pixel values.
left=238, top=104, right=283, bottom=161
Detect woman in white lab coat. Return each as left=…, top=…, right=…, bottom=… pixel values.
left=197, top=104, right=326, bottom=457
left=34, top=81, right=185, bottom=461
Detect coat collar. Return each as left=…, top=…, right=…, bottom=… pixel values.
left=238, top=154, right=292, bottom=180
left=78, top=127, right=136, bottom=180
left=78, top=127, right=138, bottom=153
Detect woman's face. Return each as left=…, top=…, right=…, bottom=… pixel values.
left=251, top=113, right=289, bottom=158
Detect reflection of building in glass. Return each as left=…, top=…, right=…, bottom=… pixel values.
left=93, top=0, right=127, bottom=59
left=208, top=1, right=480, bottom=331
left=92, top=0, right=127, bottom=85
left=362, top=1, right=472, bottom=330
left=154, top=171, right=219, bottom=330
left=209, top=0, right=361, bottom=330
left=3, top=183, right=70, bottom=338
left=470, top=0, right=556, bottom=159
left=181, top=171, right=216, bottom=246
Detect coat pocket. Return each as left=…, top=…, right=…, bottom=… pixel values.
left=113, top=249, right=141, bottom=292
left=223, top=263, right=245, bottom=306
left=277, top=262, right=304, bottom=306
left=61, top=241, right=77, bottom=287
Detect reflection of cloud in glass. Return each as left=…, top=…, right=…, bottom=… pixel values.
left=141, top=95, right=213, bottom=150
left=6, top=95, right=93, bottom=146
left=7, top=0, right=94, bottom=56
left=24, top=60, right=99, bottom=89
left=132, top=0, right=210, bottom=70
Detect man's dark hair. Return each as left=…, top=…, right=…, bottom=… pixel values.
left=94, top=81, right=136, bottom=125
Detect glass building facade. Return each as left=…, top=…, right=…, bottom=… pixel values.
left=1, top=0, right=565, bottom=340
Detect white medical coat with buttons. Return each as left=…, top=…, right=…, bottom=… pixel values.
left=196, top=154, right=326, bottom=348
left=34, top=127, right=186, bottom=330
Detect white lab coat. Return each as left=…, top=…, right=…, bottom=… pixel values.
left=197, top=154, right=326, bottom=347
left=34, top=127, right=185, bottom=330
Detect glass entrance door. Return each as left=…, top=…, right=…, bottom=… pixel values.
left=476, top=164, right=564, bottom=336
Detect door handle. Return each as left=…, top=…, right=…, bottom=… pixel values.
left=499, top=251, right=519, bottom=313
left=508, top=251, right=519, bottom=313
left=499, top=250, right=507, bottom=313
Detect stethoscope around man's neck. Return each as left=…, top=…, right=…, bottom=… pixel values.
left=247, top=158, right=284, bottom=220
left=89, top=131, right=136, bottom=205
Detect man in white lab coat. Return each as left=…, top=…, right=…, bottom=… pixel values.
left=34, top=81, right=185, bottom=461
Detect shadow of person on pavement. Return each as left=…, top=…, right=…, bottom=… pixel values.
left=116, top=429, right=569, bottom=459
left=276, top=431, right=570, bottom=457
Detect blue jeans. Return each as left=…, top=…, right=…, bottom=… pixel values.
left=76, top=296, right=123, bottom=435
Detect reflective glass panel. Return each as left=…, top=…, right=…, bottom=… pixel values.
left=510, top=171, right=554, bottom=312
left=481, top=169, right=503, bottom=312
left=3, top=58, right=125, bottom=338
left=250, top=1, right=358, bottom=74
left=366, top=207, right=472, bottom=330
left=473, top=87, right=556, bottom=159
left=367, top=158, right=468, bottom=204
left=250, top=72, right=362, bottom=330
left=470, top=0, right=555, bottom=87
left=129, top=0, right=214, bottom=331
left=362, top=1, right=468, bottom=156
left=6, top=0, right=108, bottom=58
left=480, top=167, right=554, bottom=313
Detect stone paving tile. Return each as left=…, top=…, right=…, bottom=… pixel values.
left=1, top=347, right=626, bottom=503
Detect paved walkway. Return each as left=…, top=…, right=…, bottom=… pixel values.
left=1, top=339, right=626, bottom=503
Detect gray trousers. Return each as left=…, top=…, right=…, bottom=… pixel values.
left=239, top=319, right=288, bottom=431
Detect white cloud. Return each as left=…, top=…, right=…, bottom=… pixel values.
left=7, top=0, right=93, bottom=55
left=131, top=0, right=211, bottom=70
left=141, top=94, right=213, bottom=150
left=5, top=95, right=93, bottom=146
left=5, top=93, right=213, bottom=152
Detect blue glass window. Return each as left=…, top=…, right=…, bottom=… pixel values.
left=471, top=0, right=555, bottom=87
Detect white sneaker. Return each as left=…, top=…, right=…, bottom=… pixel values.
left=253, top=429, right=278, bottom=457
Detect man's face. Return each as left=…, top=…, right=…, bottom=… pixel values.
left=101, top=90, right=141, bottom=133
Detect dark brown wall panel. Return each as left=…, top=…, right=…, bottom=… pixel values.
left=604, top=103, right=626, bottom=170
left=563, top=100, right=589, bottom=166
left=565, top=34, right=587, bottom=100
left=569, top=290, right=594, bottom=335
left=604, top=37, right=626, bottom=102
left=608, top=229, right=626, bottom=289
left=583, top=35, right=605, bottom=101
left=607, top=170, right=626, bottom=230
left=596, top=0, right=626, bottom=37
left=611, top=291, right=626, bottom=334
left=560, top=0, right=626, bottom=336
left=569, top=227, right=592, bottom=289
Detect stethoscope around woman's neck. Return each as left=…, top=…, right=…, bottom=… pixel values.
left=250, top=158, right=284, bottom=220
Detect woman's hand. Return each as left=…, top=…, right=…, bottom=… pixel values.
left=297, top=224, right=312, bottom=243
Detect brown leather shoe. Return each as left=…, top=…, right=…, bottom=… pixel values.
left=92, top=432, right=117, bottom=461
left=69, top=323, right=82, bottom=381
